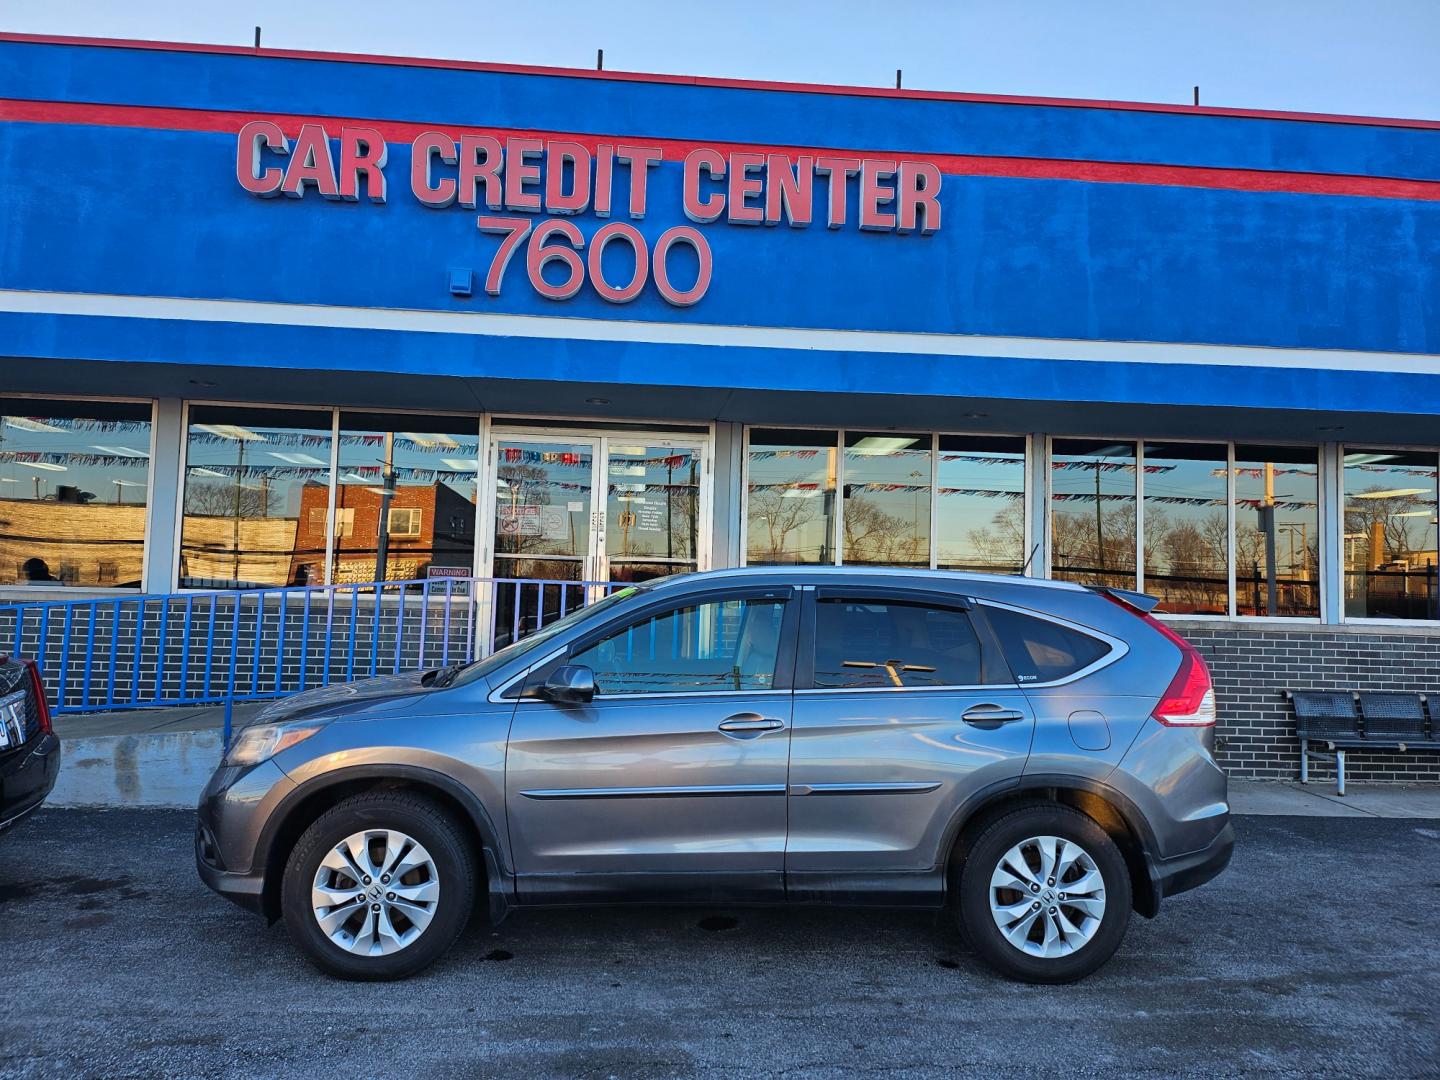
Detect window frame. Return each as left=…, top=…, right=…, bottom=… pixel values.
left=1337, top=442, right=1440, bottom=626
left=1043, top=434, right=1327, bottom=624
left=739, top=425, right=1032, bottom=573
left=175, top=400, right=487, bottom=591
left=509, top=585, right=800, bottom=701
left=795, top=585, right=1016, bottom=693
left=974, top=598, right=1126, bottom=688
left=0, top=393, right=159, bottom=595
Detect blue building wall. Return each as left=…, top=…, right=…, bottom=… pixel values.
left=1, top=36, right=1438, bottom=414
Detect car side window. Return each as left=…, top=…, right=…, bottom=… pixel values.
left=812, top=598, right=989, bottom=688
left=568, top=597, right=786, bottom=696
left=982, top=605, right=1110, bottom=683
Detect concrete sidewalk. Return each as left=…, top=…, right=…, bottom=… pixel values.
left=45, top=704, right=1440, bottom=817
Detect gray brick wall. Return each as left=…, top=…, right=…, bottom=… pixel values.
left=1176, top=620, right=1440, bottom=783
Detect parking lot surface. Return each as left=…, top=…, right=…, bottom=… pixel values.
left=2, top=809, right=1437, bottom=1079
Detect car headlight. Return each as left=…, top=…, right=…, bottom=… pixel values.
left=222, top=720, right=324, bottom=767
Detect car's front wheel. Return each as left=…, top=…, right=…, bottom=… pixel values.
left=956, top=803, right=1132, bottom=983
left=281, top=791, right=476, bottom=980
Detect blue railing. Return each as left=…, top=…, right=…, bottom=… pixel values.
left=0, top=575, right=616, bottom=743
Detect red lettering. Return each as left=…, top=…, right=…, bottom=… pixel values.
left=458, top=135, right=503, bottom=210
left=897, top=161, right=942, bottom=234
left=593, top=144, right=614, bottom=218
left=653, top=226, right=713, bottom=307
left=504, top=138, right=544, bottom=212
left=683, top=149, right=726, bottom=224
left=814, top=156, right=860, bottom=228
left=765, top=154, right=813, bottom=227
left=859, top=159, right=898, bottom=231
left=726, top=152, right=765, bottom=225
left=235, top=121, right=289, bottom=197
left=411, top=132, right=457, bottom=208
left=527, top=219, right=586, bottom=300
left=615, top=145, right=663, bottom=218
left=588, top=222, right=649, bottom=304
left=281, top=123, right=340, bottom=200
left=545, top=141, right=592, bottom=215
left=338, top=127, right=388, bottom=203
left=477, top=215, right=532, bottom=296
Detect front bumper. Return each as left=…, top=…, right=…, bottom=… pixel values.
left=0, top=731, right=61, bottom=831
left=1151, top=818, right=1235, bottom=905
left=195, top=758, right=296, bottom=917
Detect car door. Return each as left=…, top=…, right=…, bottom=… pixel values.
left=785, top=585, right=1035, bottom=899
left=505, top=586, right=798, bottom=902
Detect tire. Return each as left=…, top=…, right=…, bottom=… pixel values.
left=281, top=791, right=476, bottom=980
left=956, top=803, right=1132, bottom=984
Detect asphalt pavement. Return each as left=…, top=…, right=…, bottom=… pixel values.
left=2, top=810, right=1438, bottom=1079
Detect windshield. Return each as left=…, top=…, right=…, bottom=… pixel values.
left=448, top=586, right=645, bottom=689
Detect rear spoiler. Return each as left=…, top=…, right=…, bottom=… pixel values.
left=1090, top=586, right=1161, bottom=614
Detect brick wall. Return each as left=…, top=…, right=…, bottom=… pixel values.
left=1175, top=620, right=1440, bottom=783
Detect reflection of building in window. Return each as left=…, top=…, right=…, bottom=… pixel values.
left=0, top=403, right=152, bottom=588
left=296, top=483, right=474, bottom=584
left=0, top=499, right=149, bottom=587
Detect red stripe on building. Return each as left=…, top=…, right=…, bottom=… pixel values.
left=3, top=97, right=1438, bottom=202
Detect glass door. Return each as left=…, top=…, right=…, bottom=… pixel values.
left=605, top=440, right=705, bottom=583
left=486, top=430, right=711, bottom=647
left=489, top=435, right=600, bottom=647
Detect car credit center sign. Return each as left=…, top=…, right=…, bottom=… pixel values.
left=235, top=122, right=943, bottom=307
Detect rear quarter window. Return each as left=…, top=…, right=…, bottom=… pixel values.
left=983, top=605, right=1110, bottom=684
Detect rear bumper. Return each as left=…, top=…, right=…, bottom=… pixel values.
left=1151, top=819, right=1234, bottom=905
left=0, top=731, right=60, bottom=831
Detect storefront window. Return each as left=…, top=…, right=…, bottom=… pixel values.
left=1050, top=440, right=1137, bottom=589
left=936, top=435, right=1026, bottom=573
left=181, top=406, right=332, bottom=589
left=745, top=429, right=838, bottom=565
left=333, top=414, right=479, bottom=584
left=0, top=399, right=152, bottom=588
left=842, top=432, right=930, bottom=566
left=1235, top=445, right=1320, bottom=617
left=1143, top=443, right=1228, bottom=615
left=1343, top=448, right=1439, bottom=620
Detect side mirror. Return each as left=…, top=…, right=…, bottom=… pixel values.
left=541, top=664, right=596, bottom=705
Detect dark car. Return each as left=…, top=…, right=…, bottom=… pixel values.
left=198, top=567, right=1232, bottom=984
left=0, top=656, right=60, bottom=832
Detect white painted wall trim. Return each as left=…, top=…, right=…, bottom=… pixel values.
left=5, top=288, right=1440, bottom=377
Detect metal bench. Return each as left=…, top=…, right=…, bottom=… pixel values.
left=1286, top=690, right=1440, bottom=795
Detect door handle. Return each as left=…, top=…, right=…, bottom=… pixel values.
left=718, top=712, right=785, bottom=734
left=961, top=704, right=1027, bottom=729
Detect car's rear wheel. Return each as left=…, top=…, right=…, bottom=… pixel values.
left=281, top=791, right=475, bottom=980
left=956, top=803, right=1131, bottom=983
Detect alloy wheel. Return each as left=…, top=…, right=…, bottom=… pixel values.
left=311, top=829, right=440, bottom=956
left=988, top=834, right=1106, bottom=958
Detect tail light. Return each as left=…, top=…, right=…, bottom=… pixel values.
left=24, top=659, right=52, bottom=735
left=1143, top=616, right=1215, bottom=727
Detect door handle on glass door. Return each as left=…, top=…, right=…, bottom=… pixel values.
left=718, top=713, right=785, bottom=733
left=961, top=705, right=1027, bottom=728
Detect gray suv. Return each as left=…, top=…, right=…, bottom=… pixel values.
left=196, top=567, right=1232, bottom=984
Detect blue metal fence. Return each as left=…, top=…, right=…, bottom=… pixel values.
left=0, top=575, right=615, bottom=743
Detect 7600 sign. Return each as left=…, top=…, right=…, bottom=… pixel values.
left=479, top=217, right=711, bottom=307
